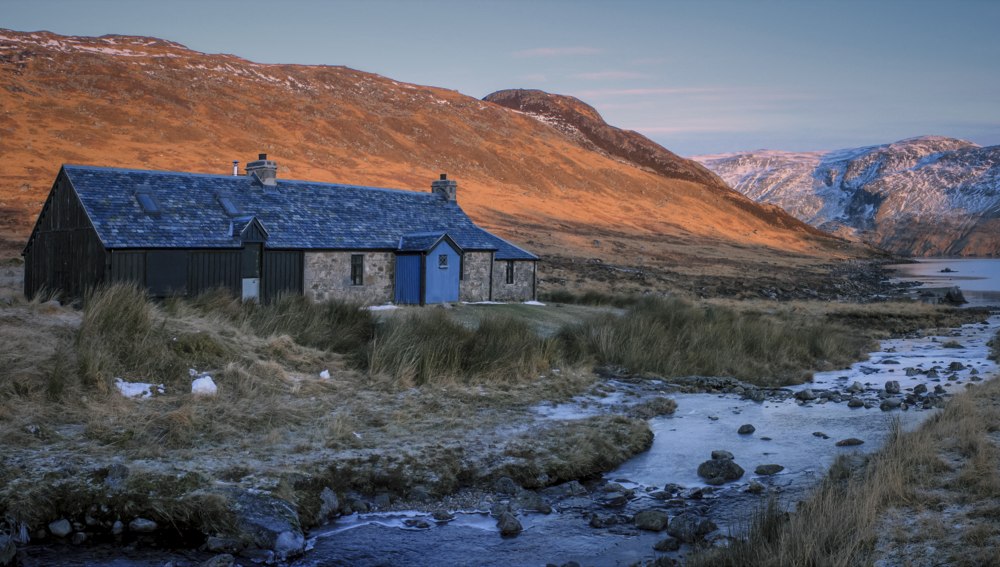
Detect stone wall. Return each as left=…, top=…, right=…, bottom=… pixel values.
left=491, top=260, right=535, bottom=302
left=459, top=251, right=493, bottom=302
left=303, top=251, right=394, bottom=305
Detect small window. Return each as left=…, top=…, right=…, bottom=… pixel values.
left=505, top=260, right=514, bottom=284
left=351, top=254, right=364, bottom=286
left=135, top=191, right=161, bottom=216
left=459, top=254, right=464, bottom=281
left=217, top=194, right=242, bottom=216
left=438, top=254, right=448, bottom=269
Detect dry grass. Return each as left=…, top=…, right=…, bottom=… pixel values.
left=558, top=296, right=871, bottom=386
left=366, top=310, right=559, bottom=386
left=690, top=377, right=1000, bottom=566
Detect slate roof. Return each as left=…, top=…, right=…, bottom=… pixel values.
left=62, top=165, right=537, bottom=260
left=398, top=232, right=462, bottom=252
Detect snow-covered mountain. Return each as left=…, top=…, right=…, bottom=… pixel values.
left=694, top=136, right=1000, bottom=256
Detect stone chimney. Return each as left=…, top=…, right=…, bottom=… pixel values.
left=245, top=153, right=277, bottom=186
left=431, top=173, right=457, bottom=202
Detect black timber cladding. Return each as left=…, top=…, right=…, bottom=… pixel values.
left=263, top=250, right=303, bottom=302
left=23, top=171, right=106, bottom=298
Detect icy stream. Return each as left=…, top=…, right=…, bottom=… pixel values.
left=300, top=315, right=999, bottom=566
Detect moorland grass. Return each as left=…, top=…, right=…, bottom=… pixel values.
left=558, top=296, right=871, bottom=386
left=366, top=310, right=558, bottom=386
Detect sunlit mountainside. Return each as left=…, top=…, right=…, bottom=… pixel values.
left=0, top=29, right=863, bottom=286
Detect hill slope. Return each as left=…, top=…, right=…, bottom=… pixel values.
left=0, top=28, right=859, bottom=292
left=695, top=136, right=1000, bottom=256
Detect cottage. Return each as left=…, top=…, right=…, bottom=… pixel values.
left=22, top=155, right=537, bottom=304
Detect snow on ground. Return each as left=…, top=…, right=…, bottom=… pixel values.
left=366, top=304, right=399, bottom=311
left=114, top=378, right=164, bottom=399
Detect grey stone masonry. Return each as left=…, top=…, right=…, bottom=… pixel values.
left=492, top=260, right=535, bottom=302
left=460, top=251, right=493, bottom=302
left=304, top=251, right=394, bottom=305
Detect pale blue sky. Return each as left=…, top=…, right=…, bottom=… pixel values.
left=4, top=0, right=999, bottom=155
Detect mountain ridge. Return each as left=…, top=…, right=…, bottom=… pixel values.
left=695, top=136, right=1000, bottom=256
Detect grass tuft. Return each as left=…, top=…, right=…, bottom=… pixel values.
left=558, top=296, right=869, bottom=386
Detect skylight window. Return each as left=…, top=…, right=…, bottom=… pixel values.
left=217, top=194, right=242, bottom=216
left=135, top=191, right=161, bottom=216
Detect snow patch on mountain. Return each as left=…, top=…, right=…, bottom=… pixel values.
left=694, top=136, right=1000, bottom=255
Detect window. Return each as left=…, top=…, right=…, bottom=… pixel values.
left=351, top=254, right=364, bottom=286
left=135, top=191, right=161, bottom=216
left=505, top=260, right=514, bottom=284
left=459, top=254, right=464, bottom=281
left=438, top=254, right=448, bottom=269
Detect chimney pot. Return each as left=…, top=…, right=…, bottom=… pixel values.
left=440, top=173, right=447, bottom=180
left=259, top=153, right=267, bottom=160
left=232, top=160, right=239, bottom=176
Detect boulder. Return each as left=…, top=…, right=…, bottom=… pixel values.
left=884, top=381, right=900, bottom=394
left=667, top=512, right=717, bottom=543
left=634, top=509, right=670, bottom=531
left=737, top=424, right=755, bottom=435
left=880, top=398, right=902, bottom=411
left=653, top=536, right=680, bottom=551
left=812, top=431, right=829, bottom=439
left=710, top=450, right=734, bottom=461
left=835, top=438, right=864, bottom=447
left=129, top=517, right=158, bottom=533
left=948, top=362, right=965, bottom=371
left=111, top=520, right=124, bottom=536
left=48, top=519, right=72, bottom=538
left=795, top=389, right=817, bottom=401
left=847, top=398, right=864, bottom=408
left=230, top=490, right=305, bottom=560
left=754, top=464, right=784, bottom=476
left=496, top=512, right=523, bottom=537
left=697, top=458, right=744, bottom=485
left=913, top=384, right=928, bottom=395
left=847, top=381, right=864, bottom=394
left=746, top=480, right=765, bottom=494
left=71, top=532, right=87, bottom=545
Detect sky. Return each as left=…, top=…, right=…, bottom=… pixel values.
left=3, top=0, right=999, bottom=155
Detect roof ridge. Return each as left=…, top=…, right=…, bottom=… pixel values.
left=62, top=164, right=441, bottom=197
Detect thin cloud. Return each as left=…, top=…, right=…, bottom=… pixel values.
left=575, top=87, right=722, bottom=98
left=573, top=70, right=649, bottom=80
left=513, top=46, right=602, bottom=58
left=519, top=73, right=548, bottom=83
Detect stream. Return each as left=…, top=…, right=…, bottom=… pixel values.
left=299, top=259, right=1000, bottom=567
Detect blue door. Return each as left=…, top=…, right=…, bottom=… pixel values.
left=424, top=240, right=461, bottom=304
left=394, top=254, right=421, bottom=304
